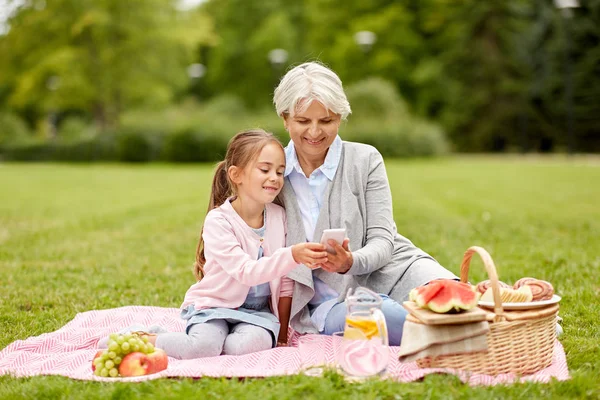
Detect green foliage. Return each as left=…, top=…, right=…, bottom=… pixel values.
left=196, top=0, right=599, bottom=152
left=161, top=130, right=205, bottom=163
left=343, top=78, right=449, bottom=157
left=161, top=129, right=227, bottom=163
left=1, top=134, right=117, bottom=162
left=200, top=0, right=301, bottom=107
left=116, top=131, right=161, bottom=163
left=343, top=120, right=448, bottom=158
left=0, top=111, right=32, bottom=146
left=116, top=96, right=286, bottom=160
left=345, top=77, right=408, bottom=120
left=0, top=97, right=286, bottom=162
left=0, top=0, right=216, bottom=129
left=304, top=0, right=422, bottom=94
left=0, top=92, right=448, bottom=161
left=55, top=135, right=118, bottom=162
left=57, top=116, right=97, bottom=143
left=0, top=159, right=599, bottom=396
left=2, top=0, right=599, bottom=154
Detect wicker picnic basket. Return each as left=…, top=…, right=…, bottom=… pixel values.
left=416, top=246, right=558, bottom=375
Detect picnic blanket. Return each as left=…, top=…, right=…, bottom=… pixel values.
left=0, top=306, right=570, bottom=385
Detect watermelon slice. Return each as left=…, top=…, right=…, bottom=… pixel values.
left=427, top=280, right=480, bottom=313
left=411, top=280, right=480, bottom=313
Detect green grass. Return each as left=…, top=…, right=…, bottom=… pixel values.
left=1, top=157, right=599, bottom=399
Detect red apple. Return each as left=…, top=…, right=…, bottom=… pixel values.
left=91, top=350, right=105, bottom=372
left=146, top=348, right=168, bottom=374
left=118, top=352, right=150, bottom=377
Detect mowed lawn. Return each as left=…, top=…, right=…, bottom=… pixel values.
left=1, top=157, right=599, bottom=399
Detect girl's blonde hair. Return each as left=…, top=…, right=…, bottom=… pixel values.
left=193, top=129, right=284, bottom=280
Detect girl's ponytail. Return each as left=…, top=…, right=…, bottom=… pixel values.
left=194, top=161, right=231, bottom=280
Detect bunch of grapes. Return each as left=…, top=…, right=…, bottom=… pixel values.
left=93, top=332, right=154, bottom=377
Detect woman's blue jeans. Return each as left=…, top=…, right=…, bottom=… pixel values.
left=322, top=294, right=407, bottom=346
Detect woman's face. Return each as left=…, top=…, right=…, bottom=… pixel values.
left=284, top=100, right=341, bottom=162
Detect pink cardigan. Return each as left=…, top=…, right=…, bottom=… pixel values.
left=181, top=199, right=297, bottom=319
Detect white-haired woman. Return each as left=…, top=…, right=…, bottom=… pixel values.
left=274, top=62, right=457, bottom=345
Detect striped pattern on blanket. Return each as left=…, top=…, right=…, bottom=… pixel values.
left=0, top=306, right=570, bottom=385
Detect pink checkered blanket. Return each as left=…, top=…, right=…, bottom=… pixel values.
left=0, top=306, right=570, bottom=385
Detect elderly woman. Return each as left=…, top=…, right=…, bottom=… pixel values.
left=274, top=62, right=457, bottom=346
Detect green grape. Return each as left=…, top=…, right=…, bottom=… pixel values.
left=109, top=368, right=119, bottom=377
left=128, top=338, right=137, bottom=346
left=105, top=360, right=114, bottom=369
left=108, top=341, right=118, bottom=352
left=100, top=368, right=109, bottom=377
left=132, top=344, right=140, bottom=352
left=146, top=343, right=154, bottom=353
left=116, top=335, right=125, bottom=345
left=109, top=333, right=118, bottom=341
left=123, top=334, right=132, bottom=342
left=140, top=344, right=149, bottom=354
left=113, top=356, right=122, bottom=365
left=141, top=335, right=149, bottom=343
left=94, top=368, right=103, bottom=376
left=121, top=342, right=130, bottom=352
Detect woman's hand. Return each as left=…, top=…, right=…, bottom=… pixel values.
left=320, top=238, right=353, bottom=274
left=291, top=243, right=328, bottom=268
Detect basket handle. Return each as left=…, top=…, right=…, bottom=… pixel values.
left=460, top=246, right=505, bottom=321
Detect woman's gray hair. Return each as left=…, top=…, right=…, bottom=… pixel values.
left=273, top=62, right=352, bottom=120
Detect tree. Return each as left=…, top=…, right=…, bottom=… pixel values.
left=0, top=0, right=216, bottom=131
left=199, top=0, right=302, bottom=108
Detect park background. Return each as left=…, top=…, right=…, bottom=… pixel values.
left=0, top=0, right=599, bottom=159
left=1, top=0, right=599, bottom=399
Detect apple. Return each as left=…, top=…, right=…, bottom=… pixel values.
left=119, top=352, right=151, bottom=377
left=119, top=349, right=169, bottom=377
left=91, top=350, right=105, bottom=372
left=146, top=348, right=168, bottom=374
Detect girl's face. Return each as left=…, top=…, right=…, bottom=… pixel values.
left=284, top=100, right=341, bottom=163
left=233, top=142, right=286, bottom=206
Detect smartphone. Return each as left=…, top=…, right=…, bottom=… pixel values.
left=320, top=228, right=347, bottom=254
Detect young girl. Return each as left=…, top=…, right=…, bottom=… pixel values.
left=130, top=129, right=328, bottom=359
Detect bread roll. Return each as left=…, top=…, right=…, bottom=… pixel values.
left=514, top=277, right=554, bottom=301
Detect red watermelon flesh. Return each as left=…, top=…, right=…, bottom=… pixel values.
left=409, top=280, right=445, bottom=307
left=426, top=280, right=480, bottom=313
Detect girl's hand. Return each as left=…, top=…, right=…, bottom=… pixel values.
left=320, top=238, right=353, bottom=274
left=291, top=243, right=328, bottom=268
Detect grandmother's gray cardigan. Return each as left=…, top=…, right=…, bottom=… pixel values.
left=280, top=141, right=457, bottom=334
